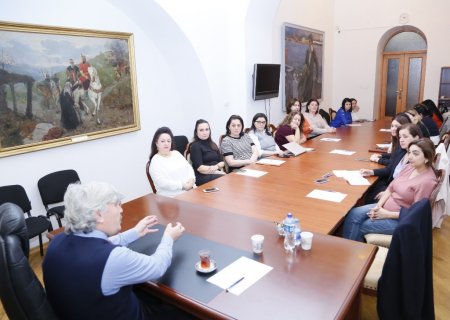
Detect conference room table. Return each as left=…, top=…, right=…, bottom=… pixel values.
left=121, top=193, right=377, bottom=320
left=177, top=119, right=392, bottom=235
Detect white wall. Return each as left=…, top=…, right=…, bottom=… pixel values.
left=333, top=0, right=450, bottom=119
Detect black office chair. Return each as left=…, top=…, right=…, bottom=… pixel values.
left=0, top=203, right=59, bottom=320
left=37, top=169, right=80, bottom=228
left=0, top=185, right=53, bottom=257
left=319, top=109, right=331, bottom=124
left=174, top=135, right=189, bottom=156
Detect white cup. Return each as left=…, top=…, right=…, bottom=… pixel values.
left=251, top=234, right=264, bottom=254
left=300, top=232, right=313, bottom=250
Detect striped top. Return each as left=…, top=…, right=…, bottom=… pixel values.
left=221, top=134, right=254, bottom=160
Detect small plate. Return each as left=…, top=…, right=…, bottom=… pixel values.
left=195, top=260, right=217, bottom=273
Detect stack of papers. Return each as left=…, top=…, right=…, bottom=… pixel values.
left=207, top=256, right=273, bottom=296
left=376, top=143, right=390, bottom=149
left=321, top=137, right=341, bottom=142
left=234, top=168, right=267, bottom=178
left=329, top=149, right=356, bottom=156
left=256, top=158, right=286, bottom=166
left=333, top=170, right=370, bottom=185
left=379, top=128, right=391, bottom=132
left=306, top=189, right=347, bottom=203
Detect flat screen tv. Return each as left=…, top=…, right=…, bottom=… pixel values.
left=252, top=63, right=281, bottom=101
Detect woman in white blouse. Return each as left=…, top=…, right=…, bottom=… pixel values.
left=303, top=99, right=336, bottom=135
left=149, top=127, right=195, bottom=197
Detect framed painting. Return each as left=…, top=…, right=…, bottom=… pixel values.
left=0, top=21, right=140, bottom=157
left=282, top=23, right=324, bottom=111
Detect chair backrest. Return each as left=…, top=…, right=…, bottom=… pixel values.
left=184, top=142, right=193, bottom=164
left=329, top=108, right=337, bottom=120
left=429, top=169, right=445, bottom=208
left=0, top=185, right=32, bottom=215
left=377, top=199, right=434, bottom=319
left=37, top=170, right=80, bottom=208
left=0, top=203, right=59, bottom=320
left=434, top=153, right=441, bottom=168
left=174, top=135, right=189, bottom=156
left=319, top=109, right=331, bottom=124
left=268, top=124, right=277, bottom=135
left=145, top=160, right=157, bottom=194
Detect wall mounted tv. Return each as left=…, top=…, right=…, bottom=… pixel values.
left=252, top=63, right=281, bottom=101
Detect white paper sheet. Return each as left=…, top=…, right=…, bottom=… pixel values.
left=207, top=256, right=273, bottom=296
left=379, top=128, right=391, bottom=132
left=332, top=170, right=370, bottom=185
left=329, top=149, right=356, bottom=156
left=320, top=137, right=341, bottom=142
left=376, top=144, right=390, bottom=149
left=347, top=124, right=362, bottom=127
left=306, top=189, right=347, bottom=203
left=256, top=158, right=286, bottom=166
left=234, top=168, right=268, bottom=178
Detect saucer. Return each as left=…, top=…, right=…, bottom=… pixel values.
left=195, top=260, right=217, bottom=273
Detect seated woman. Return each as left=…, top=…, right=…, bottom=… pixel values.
left=405, top=108, right=431, bottom=138
left=248, top=113, right=284, bottom=158
left=369, top=112, right=411, bottom=165
left=350, top=98, right=360, bottom=122
left=286, top=98, right=301, bottom=114
left=303, top=99, right=336, bottom=135
left=221, top=115, right=258, bottom=172
left=149, top=127, right=196, bottom=197
left=422, top=99, right=443, bottom=129
left=274, top=111, right=307, bottom=150
left=362, top=123, right=423, bottom=203
left=343, top=138, right=438, bottom=242
left=414, top=103, right=440, bottom=144
left=330, top=98, right=353, bottom=128
left=190, top=119, right=226, bottom=186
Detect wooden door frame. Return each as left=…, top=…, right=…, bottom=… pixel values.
left=379, top=50, right=426, bottom=119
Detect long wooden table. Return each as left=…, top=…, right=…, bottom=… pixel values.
left=177, top=120, right=391, bottom=234
left=122, top=194, right=377, bottom=320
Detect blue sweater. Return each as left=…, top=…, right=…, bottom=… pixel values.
left=330, top=108, right=352, bottom=128
left=43, top=233, right=144, bottom=320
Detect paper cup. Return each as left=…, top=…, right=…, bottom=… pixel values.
left=251, top=234, right=264, bottom=254
left=300, top=232, right=314, bottom=250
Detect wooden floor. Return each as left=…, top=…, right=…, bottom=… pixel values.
left=1, top=217, right=449, bottom=320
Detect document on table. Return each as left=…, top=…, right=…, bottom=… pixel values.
left=207, top=256, right=273, bottom=296
left=332, top=170, right=370, bottom=185
left=320, top=137, right=341, bottom=142
left=347, top=123, right=362, bottom=127
left=306, top=189, right=347, bottom=203
left=256, top=158, right=286, bottom=166
left=329, top=149, right=356, bottom=156
left=234, top=168, right=268, bottom=178
left=376, top=143, right=391, bottom=149
left=379, top=128, right=391, bottom=132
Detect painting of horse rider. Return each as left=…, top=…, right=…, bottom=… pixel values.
left=283, top=23, right=324, bottom=112
left=0, top=21, right=140, bottom=157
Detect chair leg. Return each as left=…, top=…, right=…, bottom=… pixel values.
left=56, top=216, right=62, bottom=228
left=38, top=234, right=44, bottom=256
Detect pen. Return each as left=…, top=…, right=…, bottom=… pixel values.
left=226, top=276, right=245, bottom=292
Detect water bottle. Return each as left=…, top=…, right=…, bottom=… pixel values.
left=294, top=218, right=302, bottom=247
left=283, top=213, right=296, bottom=252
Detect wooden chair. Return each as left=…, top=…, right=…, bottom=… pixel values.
left=145, top=160, right=157, bottom=194
left=319, top=109, right=331, bottom=124
left=268, top=124, right=277, bottom=135
left=429, top=169, right=444, bottom=208
left=184, top=142, right=193, bottom=164
left=329, top=108, right=337, bottom=121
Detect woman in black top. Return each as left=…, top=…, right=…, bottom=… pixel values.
left=190, top=119, right=226, bottom=186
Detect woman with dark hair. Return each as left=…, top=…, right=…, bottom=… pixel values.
left=149, top=127, right=195, bottom=197
left=370, top=112, right=411, bottom=165
left=405, top=108, right=430, bottom=138
left=344, top=138, right=437, bottom=242
left=274, top=111, right=306, bottom=150
left=422, top=99, right=443, bottom=128
left=414, top=103, right=440, bottom=144
left=303, top=99, right=336, bottom=134
left=248, top=113, right=284, bottom=157
left=221, top=115, right=258, bottom=172
left=362, top=123, right=423, bottom=203
left=286, top=98, right=301, bottom=114
left=190, top=119, right=226, bottom=186
left=330, top=98, right=353, bottom=128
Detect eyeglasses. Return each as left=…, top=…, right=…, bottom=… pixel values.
left=255, top=121, right=266, bottom=124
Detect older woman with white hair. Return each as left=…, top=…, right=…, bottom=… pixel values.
left=43, top=181, right=186, bottom=319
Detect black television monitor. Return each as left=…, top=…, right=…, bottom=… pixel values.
left=252, top=63, right=281, bottom=101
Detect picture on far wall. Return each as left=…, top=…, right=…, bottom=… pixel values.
left=0, top=21, right=140, bottom=158
left=282, top=23, right=324, bottom=111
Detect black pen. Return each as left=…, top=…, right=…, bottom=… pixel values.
left=226, top=276, right=245, bottom=292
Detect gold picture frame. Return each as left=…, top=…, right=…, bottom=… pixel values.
left=0, top=21, right=140, bottom=157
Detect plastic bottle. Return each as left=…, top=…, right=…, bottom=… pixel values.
left=294, top=218, right=302, bottom=246
left=283, top=213, right=296, bottom=251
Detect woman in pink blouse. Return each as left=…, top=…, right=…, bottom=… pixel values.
left=343, top=138, right=438, bottom=242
